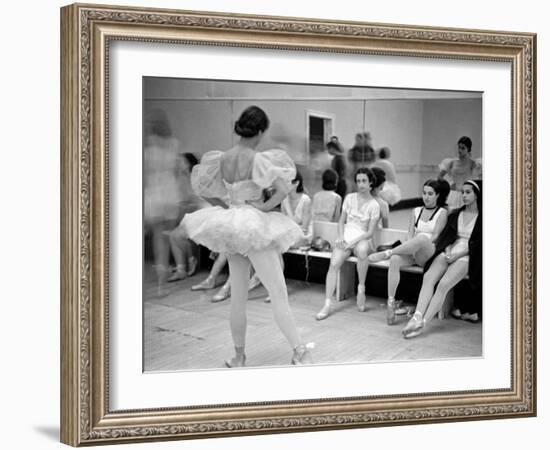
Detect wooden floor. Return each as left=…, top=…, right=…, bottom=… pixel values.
left=143, top=267, right=482, bottom=372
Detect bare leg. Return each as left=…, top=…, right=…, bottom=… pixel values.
left=248, top=249, right=301, bottom=349
left=387, top=254, right=414, bottom=324
left=392, top=235, right=432, bottom=256
left=415, top=254, right=448, bottom=316
left=151, top=220, right=175, bottom=293
left=388, top=254, right=414, bottom=299
left=424, top=261, right=468, bottom=323
left=402, top=254, right=447, bottom=337
left=318, top=247, right=351, bottom=319
left=191, top=253, right=229, bottom=291
left=369, top=235, right=433, bottom=263
left=168, top=227, right=189, bottom=281
left=152, top=221, right=171, bottom=269
left=210, top=253, right=228, bottom=279
left=225, top=253, right=251, bottom=367
left=353, top=240, right=371, bottom=312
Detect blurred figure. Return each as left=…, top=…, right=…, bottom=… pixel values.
left=326, top=136, right=348, bottom=198
left=143, top=109, right=182, bottom=294
left=167, top=152, right=207, bottom=282
left=374, top=147, right=402, bottom=206
left=348, top=132, right=376, bottom=189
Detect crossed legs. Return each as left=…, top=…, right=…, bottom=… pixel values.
left=403, top=253, right=468, bottom=338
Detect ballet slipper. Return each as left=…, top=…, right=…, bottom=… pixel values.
left=402, top=312, right=425, bottom=339
left=386, top=298, right=397, bottom=325
left=368, top=249, right=392, bottom=263
left=460, top=312, right=480, bottom=323
left=167, top=266, right=187, bottom=282
left=291, top=344, right=313, bottom=365
left=316, top=301, right=333, bottom=320
left=451, top=308, right=462, bottom=319
left=191, top=276, right=216, bottom=291
left=356, top=291, right=367, bottom=312
left=224, top=353, right=246, bottom=368
left=211, top=282, right=230, bottom=302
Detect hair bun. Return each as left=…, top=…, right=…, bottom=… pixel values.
left=234, top=123, right=256, bottom=138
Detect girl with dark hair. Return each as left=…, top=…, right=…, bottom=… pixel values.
left=438, top=136, right=482, bottom=209
left=326, top=137, right=348, bottom=198
left=316, top=168, right=381, bottom=320
left=401, top=180, right=482, bottom=338
left=182, top=105, right=312, bottom=366
left=281, top=171, right=313, bottom=244
left=370, top=167, right=390, bottom=229
left=369, top=179, right=450, bottom=325
left=311, top=169, right=342, bottom=222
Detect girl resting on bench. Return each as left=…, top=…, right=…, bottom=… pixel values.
left=316, top=168, right=381, bottom=320
left=400, top=179, right=482, bottom=339
left=369, top=179, right=450, bottom=325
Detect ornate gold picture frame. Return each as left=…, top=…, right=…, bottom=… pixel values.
left=60, top=3, right=536, bottom=446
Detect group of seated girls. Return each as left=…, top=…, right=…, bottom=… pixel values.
left=316, top=168, right=482, bottom=340
left=169, top=160, right=482, bottom=341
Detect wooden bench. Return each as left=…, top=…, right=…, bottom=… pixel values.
left=286, top=221, right=454, bottom=319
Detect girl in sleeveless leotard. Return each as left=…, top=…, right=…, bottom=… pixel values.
left=368, top=179, right=450, bottom=325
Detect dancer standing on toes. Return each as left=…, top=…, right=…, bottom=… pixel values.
left=401, top=180, right=482, bottom=339
left=316, top=168, right=381, bottom=320
left=369, top=179, right=450, bottom=325
left=182, top=105, right=312, bottom=367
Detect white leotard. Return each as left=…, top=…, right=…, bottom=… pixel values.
left=447, top=211, right=478, bottom=263
left=413, top=206, right=443, bottom=240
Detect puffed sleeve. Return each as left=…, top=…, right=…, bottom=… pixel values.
left=341, top=194, right=352, bottom=216
left=366, top=200, right=381, bottom=222
left=473, top=158, right=482, bottom=178
left=439, top=157, right=454, bottom=172
left=252, top=149, right=296, bottom=189
left=190, top=150, right=228, bottom=198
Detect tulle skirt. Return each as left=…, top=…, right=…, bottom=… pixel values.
left=378, top=181, right=402, bottom=206
left=182, top=205, right=304, bottom=255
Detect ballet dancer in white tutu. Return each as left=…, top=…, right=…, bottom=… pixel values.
left=182, top=105, right=313, bottom=367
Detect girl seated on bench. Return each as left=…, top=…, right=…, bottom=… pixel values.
left=311, top=168, right=342, bottom=223
left=369, top=179, right=450, bottom=325
left=316, top=167, right=382, bottom=320
left=401, top=179, right=482, bottom=339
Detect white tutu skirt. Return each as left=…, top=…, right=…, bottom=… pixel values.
left=379, top=182, right=402, bottom=206
left=182, top=205, right=304, bottom=255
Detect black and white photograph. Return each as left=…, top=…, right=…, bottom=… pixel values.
left=142, top=77, right=483, bottom=371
